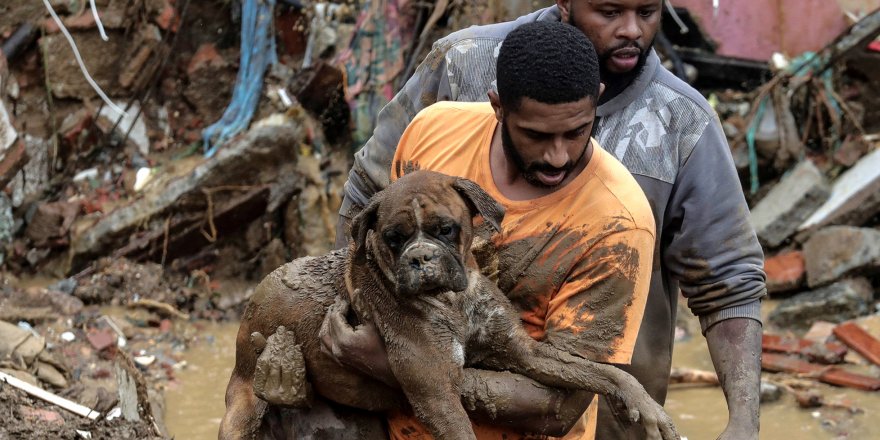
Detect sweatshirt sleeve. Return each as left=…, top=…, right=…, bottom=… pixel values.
left=662, top=119, right=766, bottom=333
left=340, top=41, right=453, bottom=218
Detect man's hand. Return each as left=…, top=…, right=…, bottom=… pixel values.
left=705, top=318, right=761, bottom=440
left=319, top=295, right=400, bottom=388
left=252, top=326, right=312, bottom=408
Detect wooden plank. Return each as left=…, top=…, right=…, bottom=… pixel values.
left=833, top=322, right=880, bottom=367
left=762, top=334, right=847, bottom=364
left=761, top=352, right=880, bottom=391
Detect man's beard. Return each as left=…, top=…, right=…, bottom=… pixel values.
left=500, top=120, right=585, bottom=189
left=566, top=13, right=652, bottom=102
left=597, top=40, right=652, bottom=96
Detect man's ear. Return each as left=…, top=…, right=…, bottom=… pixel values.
left=452, top=177, right=505, bottom=233
left=599, top=82, right=606, bottom=100
left=557, top=0, right=572, bottom=22
left=487, top=90, right=503, bottom=122
left=350, top=194, right=382, bottom=264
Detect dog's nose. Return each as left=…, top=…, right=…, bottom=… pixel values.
left=408, top=247, right=435, bottom=269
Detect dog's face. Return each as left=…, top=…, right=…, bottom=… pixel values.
left=351, top=171, right=504, bottom=298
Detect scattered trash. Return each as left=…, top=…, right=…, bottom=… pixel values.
left=60, top=332, right=76, bottom=342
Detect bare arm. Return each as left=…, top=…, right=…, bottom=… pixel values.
left=705, top=318, right=761, bottom=440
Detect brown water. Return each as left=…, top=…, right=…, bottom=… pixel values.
left=164, top=321, right=239, bottom=440
left=165, top=309, right=880, bottom=440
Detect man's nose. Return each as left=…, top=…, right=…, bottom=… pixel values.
left=616, top=13, right=642, bottom=41
left=544, top=139, right=570, bottom=168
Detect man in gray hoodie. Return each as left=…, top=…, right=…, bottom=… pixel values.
left=277, top=1, right=765, bottom=438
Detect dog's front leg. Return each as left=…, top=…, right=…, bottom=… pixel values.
left=489, top=335, right=679, bottom=440
left=385, top=332, right=477, bottom=440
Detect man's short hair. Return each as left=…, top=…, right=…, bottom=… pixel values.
left=497, top=21, right=600, bottom=111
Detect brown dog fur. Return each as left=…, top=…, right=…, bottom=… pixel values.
left=220, top=170, right=677, bottom=440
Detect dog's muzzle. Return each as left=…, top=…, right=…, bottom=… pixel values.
left=396, top=240, right=468, bottom=296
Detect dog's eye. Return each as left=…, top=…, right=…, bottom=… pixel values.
left=383, top=230, right=405, bottom=251
left=439, top=225, right=453, bottom=236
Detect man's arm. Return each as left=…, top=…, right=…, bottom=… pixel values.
left=339, top=41, right=453, bottom=221
left=664, top=120, right=765, bottom=439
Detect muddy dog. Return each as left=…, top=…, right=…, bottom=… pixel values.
left=220, top=170, right=678, bottom=440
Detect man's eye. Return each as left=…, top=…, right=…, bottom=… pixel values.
left=602, top=10, right=620, bottom=18
left=639, top=9, right=657, bottom=18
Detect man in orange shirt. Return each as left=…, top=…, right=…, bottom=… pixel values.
left=254, top=21, right=658, bottom=439
left=313, top=21, right=658, bottom=439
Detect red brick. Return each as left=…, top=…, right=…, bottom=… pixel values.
left=765, top=250, right=805, bottom=293
left=19, top=406, right=65, bottom=425
left=86, top=328, right=115, bottom=351
left=186, top=44, right=226, bottom=76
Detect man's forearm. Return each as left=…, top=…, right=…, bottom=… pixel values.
left=705, top=317, right=761, bottom=437
left=460, top=368, right=592, bottom=436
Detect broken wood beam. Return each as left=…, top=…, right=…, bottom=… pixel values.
left=761, top=352, right=880, bottom=391
left=833, top=322, right=880, bottom=367
left=762, top=333, right=848, bottom=364
left=669, top=368, right=720, bottom=386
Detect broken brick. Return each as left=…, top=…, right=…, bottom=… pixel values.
left=833, top=322, right=880, bottom=367
left=761, top=333, right=847, bottom=364
left=187, top=44, right=226, bottom=76
left=762, top=352, right=880, bottom=391
left=86, top=328, right=116, bottom=351
left=19, top=406, right=65, bottom=425
left=764, top=250, right=805, bottom=294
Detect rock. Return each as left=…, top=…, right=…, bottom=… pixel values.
left=750, top=160, right=830, bottom=248
left=800, top=148, right=880, bottom=232
left=35, top=361, right=68, bottom=388
left=760, top=381, right=782, bottom=403
left=768, top=278, right=873, bottom=329
left=0, top=320, right=45, bottom=364
left=802, top=226, right=880, bottom=287
left=0, top=368, right=38, bottom=386
left=803, top=321, right=837, bottom=342
left=11, top=135, right=50, bottom=207
left=69, top=124, right=302, bottom=270
left=764, top=250, right=805, bottom=294
left=39, top=31, right=128, bottom=100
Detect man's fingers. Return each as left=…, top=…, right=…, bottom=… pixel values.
left=250, top=332, right=267, bottom=355
left=265, top=364, right=282, bottom=395
left=642, top=415, right=661, bottom=440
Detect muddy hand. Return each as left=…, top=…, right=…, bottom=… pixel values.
left=253, top=325, right=312, bottom=408
left=319, top=294, right=398, bottom=387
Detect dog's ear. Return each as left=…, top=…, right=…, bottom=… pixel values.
left=350, top=194, right=382, bottom=264
left=452, top=178, right=505, bottom=232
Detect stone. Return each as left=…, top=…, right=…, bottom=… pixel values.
left=0, top=320, right=45, bottom=364
left=764, top=250, right=805, bottom=294
left=39, top=31, right=128, bottom=100
left=750, top=160, right=830, bottom=248
left=802, top=226, right=880, bottom=287
left=759, top=381, right=782, bottom=403
left=768, top=278, right=873, bottom=329
left=25, top=201, right=81, bottom=244
left=800, top=148, right=880, bottom=232
left=86, top=328, right=116, bottom=351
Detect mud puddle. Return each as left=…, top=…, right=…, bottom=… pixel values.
left=164, top=321, right=239, bottom=440
left=667, top=300, right=880, bottom=440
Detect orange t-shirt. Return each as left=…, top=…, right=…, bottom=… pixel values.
left=387, top=102, right=655, bottom=440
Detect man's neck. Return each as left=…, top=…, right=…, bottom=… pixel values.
left=488, top=124, right=592, bottom=202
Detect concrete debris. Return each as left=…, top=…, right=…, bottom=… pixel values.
left=768, top=278, right=873, bottom=329
left=750, top=160, right=830, bottom=248
left=68, top=124, right=302, bottom=270
left=802, top=226, right=880, bottom=287
left=800, top=148, right=880, bottom=232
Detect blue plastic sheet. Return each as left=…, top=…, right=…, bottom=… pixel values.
left=202, top=0, right=277, bottom=157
